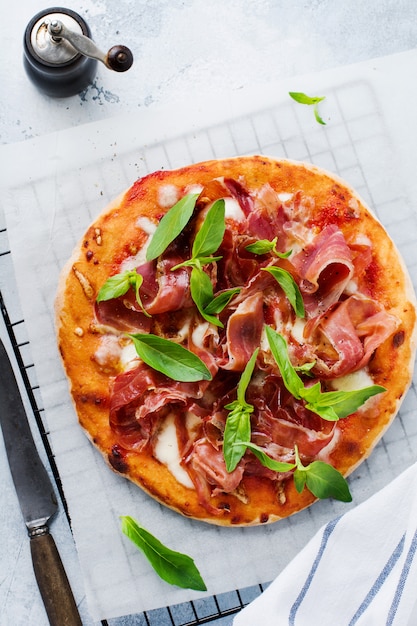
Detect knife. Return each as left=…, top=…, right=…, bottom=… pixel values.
left=0, top=338, right=82, bottom=626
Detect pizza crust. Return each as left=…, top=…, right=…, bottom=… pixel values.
left=55, top=156, right=417, bottom=526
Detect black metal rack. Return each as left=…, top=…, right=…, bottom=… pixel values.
left=0, top=280, right=262, bottom=626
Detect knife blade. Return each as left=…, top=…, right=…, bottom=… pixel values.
left=0, top=337, right=82, bottom=626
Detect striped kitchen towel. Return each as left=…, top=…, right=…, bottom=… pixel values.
left=233, top=461, right=417, bottom=626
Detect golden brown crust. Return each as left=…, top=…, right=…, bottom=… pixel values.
left=55, top=156, right=417, bottom=526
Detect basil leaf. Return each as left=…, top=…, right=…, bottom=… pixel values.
left=265, top=326, right=304, bottom=398
left=172, top=255, right=223, bottom=272
left=121, top=516, right=207, bottom=591
left=192, top=199, right=226, bottom=259
left=289, top=92, right=324, bottom=105
left=293, top=468, right=307, bottom=493
left=223, top=405, right=252, bottom=472
left=295, top=361, right=316, bottom=375
left=131, top=273, right=151, bottom=317
left=128, top=333, right=212, bottom=382
left=97, top=270, right=151, bottom=317
left=245, top=238, right=292, bottom=259
left=263, top=266, right=305, bottom=318
left=305, top=385, right=386, bottom=419
left=301, top=462, right=352, bottom=502
left=304, top=403, right=340, bottom=422
left=190, top=269, right=239, bottom=328
left=96, top=270, right=133, bottom=302
left=190, top=267, right=213, bottom=310
left=204, top=288, right=240, bottom=315
left=146, top=193, right=199, bottom=261
left=236, top=347, right=259, bottom=406
left=314, top=106, right=326, bottom=126
left=243, top=442, right=295, bottom=473
left=190, top=267, right=222, bottom=327
left=245, top=239, right=276, bottom=255
left=223, top=349, right=258, bottom=472
left=289, top=92, right=326, bottom=126
left=293, top=447, right=352, bottom=502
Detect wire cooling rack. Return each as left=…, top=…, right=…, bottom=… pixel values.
left=0, top=285, right=266, bottom=626
left=1, top=76, right=416, bottom=625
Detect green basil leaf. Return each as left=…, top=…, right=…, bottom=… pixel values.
left=245, top=238, right=292, bottom=259
left=275, top=249, right=293, bottom=259
left=204, top=288, right=241, bottom=315
left=190, top=267, right=213, bottom=311
left=304, top=403, right=340, bottom=422
left=293, top=447, right=352, bottom=501
left=295, top=361, right=316, bottom=375
left=132, top=273, right=152, bottom=318
left=243, top=442, right=295, bottom=473
left=172, top=255, right=223, bottom=272
left=190, top=267, right=222, bottom=327
left=223, top=349, right=258, bottom=472
left=96, top=270, right=133, bottom=302
left=265, top=327, right=304, bottom=398
left=303, top=461, right=352, bottom=502
left=223, top=405, right=252, bottom=472
left=306, top=385, right=386, bottom=419
left=314, top=105, right=326, bottom=126
left=193, top=255, right=223, bottom=266
left=289, top=92, right=325, bottom=105
left=192, top=199, right=226, bottom=259
left=128, top=333, right=212, bottom=382
left=262, top=266, right=305, bottom=318
left=293, top=468, right=307, bottom=493
left=245, top=239, right=276, bottom=255
left=146, top=193, right=199, bottom=261
left=97, top=270, right=151, bottom=317
left=289, top=92, right=326, bottom=125
left=121, top=516, right=207, bottom=591
left=300, top=381, right=322, bottom=403
left=236, top=348, right=258, bottom=406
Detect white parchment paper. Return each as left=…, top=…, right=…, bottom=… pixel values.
left=1, top=51, right=417, bottom=621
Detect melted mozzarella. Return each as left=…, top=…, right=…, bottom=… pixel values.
left=291, top=317, right=307, bottom=344
left=224, top=197, right=245, bottom=222
left=192, top=321, right=210, bottom=349
left=354, top=233, right=371, bottom=246
left=158, top=184, right=180, bottom=208
left=277, top=192, right=294, bottom=202
left=330, top=369, right=375, bottom=392
left=120, top=217, right=157, bottom=271
left=345, top=279, right=359, bottom=294
left=185, top=411, right=202, bottom=438
left=120, top=342, right=139, bottom=370
left=154, top=414, right=194, bottom=489
left=94, top=335, right=122, bottom=366
left=136, top=216, right=157, bottom=235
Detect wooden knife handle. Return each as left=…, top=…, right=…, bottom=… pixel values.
left=30, top=530, right=83, bottom=626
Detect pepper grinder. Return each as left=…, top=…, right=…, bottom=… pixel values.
left=23, top=7, right=133, bottom=97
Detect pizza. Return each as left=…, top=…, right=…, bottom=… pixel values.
left=55, top=155, right=417, bottom=526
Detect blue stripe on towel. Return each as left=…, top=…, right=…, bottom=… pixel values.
left=348, top=535, right=405, bottom=625
left=386, top=529, right=417, bottom=625
left=289, top=516, right=342, bottom=625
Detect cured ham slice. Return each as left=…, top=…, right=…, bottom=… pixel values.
left=136, top=256, right=192, bottom=315
left=221, top=292, right=264, bottom=371
left=185, top=438, right=245, bottom=514
left=305, top=294, right=400, bottom=377
left=95, top=299, right=152, bottom=333
left=291, top=224, right=354, bottom=315
left=109, top=362, right=210, bottom=448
